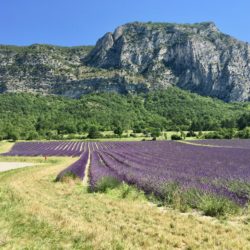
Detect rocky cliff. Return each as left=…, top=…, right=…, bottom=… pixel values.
left=1, top=22, right=250, bottom=101
left=85, top=22, right=250, bottom=102
left=0, top=44, right=149, bottom=97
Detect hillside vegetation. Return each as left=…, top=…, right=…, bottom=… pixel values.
left=0, top=87, right=247, bottom=140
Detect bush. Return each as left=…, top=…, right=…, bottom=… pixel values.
left=27, top=131, right=39, bottom=140
left=197, top=131, right=203, bottom=138
left=94, top=176, right=121, bottom=193
left=114, top=126, right=123, bottom=137
left=181, top=189, right=238, bottom=217
left=159, top=182, right=181, bottom=205
left=171, top=134, right=182, bottom=140
left=133, top=126, right=143, bottom=133
left=7, top=131, right=19, bottom=141
left=151, top=128, right=161, bottom=138
left=204, top=129, right=236, bottom=139
left=204, top=132, right=223, bottom=139
left=58, top=172, right=80, bottom=183
left=88, top=126, right=102, bottom=139
left=237, top=128, right=250, bottom=139
left=130, top=133, right=137, bottom=137
left=198, top=194, right=238, bottom=217
left=186, top=131, right=197, bottom=137
left=156, top=184, right=239, bottom=217
left=118, top=184, right=145, bottom=200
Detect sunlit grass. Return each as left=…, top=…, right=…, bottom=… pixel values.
left=0, top=156, right=250, bottom=249
left=0, top=141, right=14, bottom=154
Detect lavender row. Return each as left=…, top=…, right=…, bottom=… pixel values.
left=56, top=150, right=89, bottom=181
left=1, top=141, right=121, bottom=156
left=89, top=141, right=250, bottom=205
left=89, top=151, right=121, bottom=191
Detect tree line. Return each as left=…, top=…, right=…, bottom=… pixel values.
left=0, top=87, right=249, bottom=140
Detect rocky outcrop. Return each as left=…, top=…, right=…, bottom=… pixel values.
left=0, top=22, right=250, bottom=101
left=85, top=22, right=250, bottom=102
left=0, top=44, right=149, bottom=97
left=0, top=44, right=93, bottom=94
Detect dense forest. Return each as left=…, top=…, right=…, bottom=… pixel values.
left=0, top=87, right=249, bottom=140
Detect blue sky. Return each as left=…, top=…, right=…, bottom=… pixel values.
left=1, top=0, right=249, bottom=46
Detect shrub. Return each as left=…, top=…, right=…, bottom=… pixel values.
left=118, top=184, right=146, bottom=200
left=114, top=126, right=123, bottom=137
left=159, top=182, right=181, bottom=205
left=59, top=172, right=80, bottom=183
left=171, top=134, right=182, bottom=140
left=88, top=126, right=102, bottom=139
left=181, top=189, right=239, bottom=217
left=133, top=126, right=143, bottom=133
left=27, top=131, right=39, bottom=140
left=130, top=133, right=137, bottom=137
left=198, top=195, right=238, bottom=217
left=7, top=131, right=19, bottom=141
left=237, top=128, right=250, bottom=139
left=204, top=129, right=236, bottom=139
left=197, top=131, right=203, bottom=138
left=157, top=184, right=239, bottom=217
left=94, top=176, right=121, bottom=193
left=186, top=131, right=197, bottom=137
left=151, top=128, right=161, bottom=138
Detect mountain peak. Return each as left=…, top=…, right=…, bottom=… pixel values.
left=0, top=21, right=250, bottom=102
left=85, top=21, right=250, bottom=102
left=113, top=21, right=220, bottom=35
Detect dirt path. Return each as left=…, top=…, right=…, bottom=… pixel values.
left=0, top=162, right=35, bottom=172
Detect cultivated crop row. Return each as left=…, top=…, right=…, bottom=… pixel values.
left=2, top=140, right=250, bottom=206
left=56, top=150, right=89, bottom=181
left=90, top=141, right=250, bottom=205
left=1, top=141, right=118, bottom=156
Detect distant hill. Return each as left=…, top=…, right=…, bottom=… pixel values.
left=0, top=22, right=250, bottom=101
left=0, top=88, right=246, bottom=139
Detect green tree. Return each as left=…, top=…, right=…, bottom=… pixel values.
left=237, top=113, right=250, bottom=130
left=27, top=131, right=39, bottom=140
left=151, top=128, right=161, bottom=138
left=88, top=126, right=102, bottom=139
left=114, top=126, right=123, bottom=137
left=7, top=131, right=19, bottom=141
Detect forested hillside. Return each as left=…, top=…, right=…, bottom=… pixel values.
left=0, top=87, right=247, bottom=140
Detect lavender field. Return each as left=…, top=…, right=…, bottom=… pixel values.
left=3, top=140, right=250, bottom=207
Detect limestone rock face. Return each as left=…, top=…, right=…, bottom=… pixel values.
left=86, top=22, right=250, bottom=102
left=0, top=44, right=148, bottom=97
left=0, top=22, right=250, bottom=101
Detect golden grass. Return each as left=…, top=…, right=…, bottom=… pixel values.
left=0, top=142, right=14, bottom=154
left=179, top=140, right=225, bottom=148
left=0, top=156, right=250, bottom=249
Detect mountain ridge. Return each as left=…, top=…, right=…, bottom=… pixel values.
left=0, top=21, right=250, bottom=102
left=86, top=21, right=250, bottom=102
